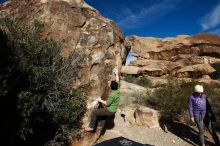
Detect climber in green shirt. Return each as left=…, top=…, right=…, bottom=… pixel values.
left=106, top=88, right=120, bottom=113
left=85, top=69, right=120, bottom=132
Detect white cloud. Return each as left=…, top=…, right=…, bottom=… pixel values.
left=210, top=27, right=220, bottom=34
left=200, top=3, right=220, bottom=30
left=116, top=0, right=183, bottom=30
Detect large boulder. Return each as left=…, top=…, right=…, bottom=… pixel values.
left=0, top=0, right=125, bottom=145
left=119, top=80, right=160, bottom=128
left=0, top=0, right=125, bottom=98
left=120, top=106, right=159, bottom=128
left=125, top=34, right=220, bottom=60
left=124, top=34, right=220, bottom=79
left=125, top=35, right=191, bottom=59
left=175, top=64, right=215, bottom=78
left=119, top=80, right=150, bottom=106
left=121, top=66, right=140, bottom=75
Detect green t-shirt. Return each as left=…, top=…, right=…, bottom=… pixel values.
left=106, top=89, right=120, bottom=113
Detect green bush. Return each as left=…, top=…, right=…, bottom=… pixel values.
left=188, top=71, right=203, bottom=79
left=145, top=77, right=220, bottom=129
left=148, top=78, right=193, bottom=121
left=123, top=74, right=137, bottom=83
left=137, top=76, right=152, bottom=88
left=0, top=18, right=86, bottom=145
left=210, top=63, right=220, bottom=80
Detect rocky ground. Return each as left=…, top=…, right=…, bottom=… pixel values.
left=94, top=112, right=219, bottom=146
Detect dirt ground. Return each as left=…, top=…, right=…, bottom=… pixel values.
left=94, top=112, right=220, bottom=146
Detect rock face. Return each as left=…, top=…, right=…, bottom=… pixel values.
left=119, top=81, right=159, bottom=128
left=0, top=0, right=125, bottom=145
left=0, top=0, right=125, bottom=98
left=119, top=80, right=150, bottom=106
left=121, top=106, right=159, bottom=128
left=124, top=34, right=220, bottom=78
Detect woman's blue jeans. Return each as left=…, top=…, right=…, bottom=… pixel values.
left=194, top=114, right=219, bottom=146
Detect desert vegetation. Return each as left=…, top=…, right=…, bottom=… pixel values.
left=210, top=63, right=220, bottom=80
left=144, top=77, right=220, bottom=131
left=123, top=74, right=152, bottom=88
left=0, top=19, right=86, bottom=146
left=122, top=72, right=220, bottom=130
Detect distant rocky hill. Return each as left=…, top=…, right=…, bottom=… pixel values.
left=123, top=34, right=220, bottom=86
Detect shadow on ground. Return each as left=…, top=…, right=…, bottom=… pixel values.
left=160, top=119, right=216, bottom=146
left=93, top=136, right=154, bottom=146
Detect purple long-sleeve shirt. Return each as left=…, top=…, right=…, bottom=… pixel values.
left=188, top=93, right=207, bottom=118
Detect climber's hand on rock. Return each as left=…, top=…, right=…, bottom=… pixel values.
left=190, top=117, right=195, bottom=123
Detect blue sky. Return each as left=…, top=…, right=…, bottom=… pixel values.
left=85, top=0, right=220, bottom=38
left=85, top=0, right=220, bottom=65
left=0, top=0, right=6, bottom=3
left=1, top=0, right=220, bottom=37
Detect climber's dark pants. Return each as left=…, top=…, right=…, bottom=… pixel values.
left=89, top=108, right=115, bottom=129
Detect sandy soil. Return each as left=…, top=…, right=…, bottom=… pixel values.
left=94, top=112, right=219, bottom=146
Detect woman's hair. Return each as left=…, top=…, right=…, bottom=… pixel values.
left=110, top=81, right=118, bottom=90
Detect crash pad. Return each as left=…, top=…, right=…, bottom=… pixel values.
left=94, top=136, right=153, bottom=146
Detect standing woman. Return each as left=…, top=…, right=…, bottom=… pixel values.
left=188, top=85, right=219, bottom=146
